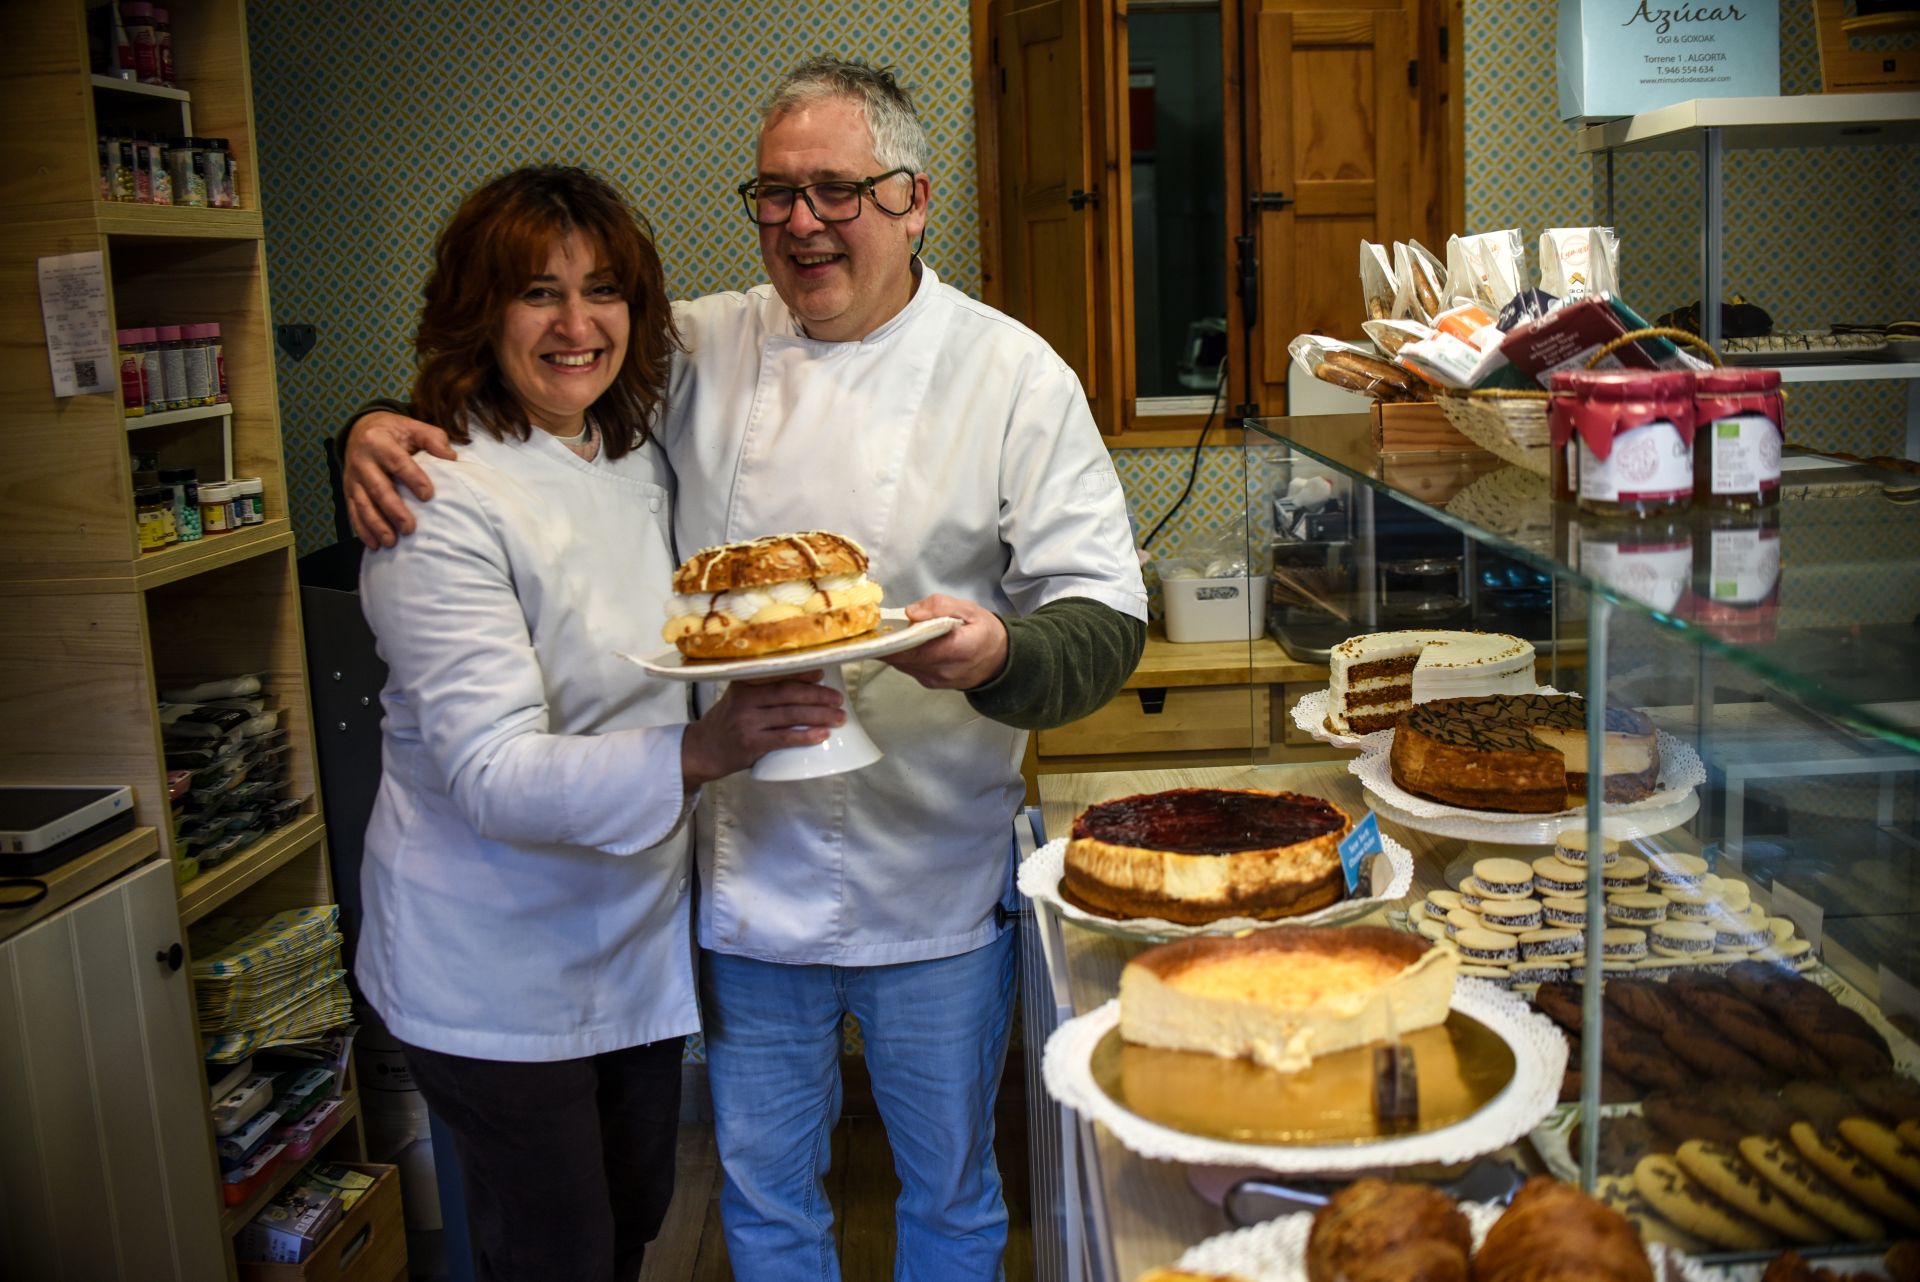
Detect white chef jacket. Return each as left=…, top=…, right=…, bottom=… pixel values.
left=356, top=427, right=699, bottom=1061
left=664, top=264, right=1147, bottom=966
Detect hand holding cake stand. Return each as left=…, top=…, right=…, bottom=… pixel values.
left=622, top=610, right=959, bottom=781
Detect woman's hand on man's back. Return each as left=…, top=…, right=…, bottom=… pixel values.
left=680, top=675, right=846, bottom=788
left=346, top=411, right=458, bottom=548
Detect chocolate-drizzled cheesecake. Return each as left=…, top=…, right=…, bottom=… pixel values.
left=1389, top=693, right=1658, bottom=813
left=1063, top=788, right=1354, bottom=924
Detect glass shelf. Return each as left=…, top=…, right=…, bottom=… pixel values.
left=1245, top=414, right=1920, bottom=752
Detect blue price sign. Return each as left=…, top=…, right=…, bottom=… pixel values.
left=1338, top=812, right=1383, bottom=894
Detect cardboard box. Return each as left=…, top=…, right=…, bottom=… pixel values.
left=240, top=1164, right=405, bottom=1282
left=1558, top=0, right=1779, bottom=122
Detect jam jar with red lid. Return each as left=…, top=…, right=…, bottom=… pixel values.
left=1694, top=366, right=1782, bottom=510
left=1549, top=369, right=1696, bottom=518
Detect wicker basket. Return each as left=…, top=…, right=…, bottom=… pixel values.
left=1435, top=327, right=1722, bottom=477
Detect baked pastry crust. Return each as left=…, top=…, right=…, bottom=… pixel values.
left=1476, top=1176, right=1654, bottom=1282
left=1306, top=1179, right=1472, bottom=1282
left=1064, top=788, right=1353, bottom=925
left=1389, top=693, right=1658, bottom=813
left=1118, top=925, right=1457, bottom=1073
left=673, top=600, right=881, bottom=661
left=671, top=530, right=867, bottom=593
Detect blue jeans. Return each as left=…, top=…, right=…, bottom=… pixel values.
left=700, top=932, right=1017, bottom=1282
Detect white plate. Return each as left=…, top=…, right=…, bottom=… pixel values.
left=1041, top=980, right=1567, bottom=1173
left=619, top=612, right=958, bottom=681
left=1171, top=1200, right=1718, bottom=1282
left=1366, top=784, right=1701, bottom=847
left=1017, top=833, right=1415, bottom=942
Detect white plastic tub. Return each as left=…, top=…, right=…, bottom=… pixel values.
left=1160, top=573, right=1269, bottom=644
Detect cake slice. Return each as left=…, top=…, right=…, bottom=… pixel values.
left=1119, top=926, right=1458, bottom=1073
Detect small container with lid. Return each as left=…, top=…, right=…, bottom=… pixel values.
left=160, top=468, right=201, bottom=542
left=155, top=325, right=189, bottom=410
left=1549, top=369, right=1696, bottom=518
left=167, top=138, right=206, bottom=207
left=1694, top=367, right=1783, bottom=509
left=232, top=477, right=265, bottom=525
left=1690, top=505, right=1782, bottom=643
left=199, top=482, right=236, bottom=534
left=180, top=323, right=216, bottom=405
left=207, top=323, right=228, bottom=402
left=117, top=329, right=146, bottom=417
left=136, top=485, right=176, bottom=551
left=138, top=327, right=167, bottom=412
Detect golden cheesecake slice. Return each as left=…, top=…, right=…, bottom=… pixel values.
left=1064, top=788, right=1353, bottom=925
left=1119, top=926, right=1458, bottom=1074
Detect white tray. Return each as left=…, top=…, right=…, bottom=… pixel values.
left=1171, top=1199, right=1718, bottom=1282
left=1041, top=980, right=1566, bottom=1173
left=1367, top=783, right=1701, bottom=847
left=1018, top=834, right=1414, bottom=942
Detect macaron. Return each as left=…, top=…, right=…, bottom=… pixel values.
left=1510, top=960, right=1572, bottom=985
left=1542, top=897, right=1589, bottom=929
left=1662, top=889, right=1716, bottom=920
left=1602, top=927, right=1648, bottom=961
left=1715, top=923, right=1770, bottom=953
left=1444, top=906, right=1480, bottom=938
left=1519, top=927, right=1584, bottom=960
left=1647, top=851, right=1708, bottom=892
left=1650, top=921, right=1716, bottom=957
left=1480, top=899, right=1545, bottom=934
left=1532, top=856, right=1588, bottom=899
left=1602, top=856, right=1650, bottom=894
left=1426, top=888, right=1465, bottom=913
left=1455, top=928, right=1519, bottom=966
left=1766, top=916, right=1797, bottom=943
left=1714, top=878, right=1752, bottom=911
left=1472, top=857, right=1536, bottom=899
left=1608, top=892, right=1670, bottom=926
left=1554, top=827, right=1620, bottom=867
left=1457, top=879, right=1490, bottom=910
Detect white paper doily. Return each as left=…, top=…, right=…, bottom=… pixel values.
left=1018, top=835, right=1415, bottom=941
left=1171, top=1199, right=1718, bottom=1282
left=1041, top=979, right=1566, bottom=1172
left=1351, top=730, right=1705, bottom=821
left=1288, top=689, right=1391, bottom=750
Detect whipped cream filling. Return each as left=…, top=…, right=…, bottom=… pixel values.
left=665, top=572, right=880, bottom=627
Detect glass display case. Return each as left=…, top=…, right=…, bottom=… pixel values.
left=1015, top=414, right=1920, bottom=1281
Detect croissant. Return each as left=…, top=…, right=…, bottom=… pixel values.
left=1474, top=1177, right=1652, bottom=1282
left=1307, top=1179, right=1472, bottom=1282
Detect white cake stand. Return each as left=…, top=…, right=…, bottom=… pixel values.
left=620, top=612, right=958, bottom=781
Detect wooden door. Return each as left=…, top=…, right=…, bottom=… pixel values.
left=992, top=0, right=1122, bottom=426
left=0, top=859, right=226, bottom=1280
left=1238, top=0, right=1443, bottom=413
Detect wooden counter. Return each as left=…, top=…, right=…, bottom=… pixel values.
left=1122, top=629, right=1329, bottom=690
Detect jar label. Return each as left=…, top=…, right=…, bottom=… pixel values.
left=1578, top=419, right=1692, bottom=503
left=1579, top=535, right=1692, bottom=612
left=1709, top=414, right=1782, bottom=495
left=1709, top=527, right=1781, bottom=605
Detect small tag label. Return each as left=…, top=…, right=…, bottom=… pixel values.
left=1880, top=965, right=1920, bottom=1034
left=1339, top=812, right=1383, bottom=894
left=1770, top=881, right=1823, bottom=951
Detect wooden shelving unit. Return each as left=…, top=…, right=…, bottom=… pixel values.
left=0, top=5, right=364, bottom=1279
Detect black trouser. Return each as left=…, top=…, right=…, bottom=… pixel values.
left=401, top=1036, right=683, bottom=1282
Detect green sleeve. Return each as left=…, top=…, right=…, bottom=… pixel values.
left=965, top=598, right=1146, bottom=731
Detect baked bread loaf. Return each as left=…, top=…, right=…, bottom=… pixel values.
left=1307, top=1179, right=1472, bottom=1282
left=1475, top=1176, right=1654, bottom=1282
left=662, top=531, right=883, bottom=659
left=1064, top=788, right=1353, bottom=924
left=1119, top=925, right=1457, bottom=1073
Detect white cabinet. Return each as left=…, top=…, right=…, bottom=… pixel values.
left=0, top=857, right=225, bottom=1281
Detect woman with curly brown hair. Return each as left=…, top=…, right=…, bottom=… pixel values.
left=353, top=166, right=844, bottom=1282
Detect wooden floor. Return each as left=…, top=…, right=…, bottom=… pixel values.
left=638, top=1058, right=1034, bottom=1282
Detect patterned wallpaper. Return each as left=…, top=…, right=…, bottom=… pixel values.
left=249, top=0, right=981, bottom=554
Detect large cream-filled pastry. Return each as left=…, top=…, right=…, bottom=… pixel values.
left=662, top=530, right=884, bottom=659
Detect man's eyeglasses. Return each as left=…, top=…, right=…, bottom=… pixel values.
left=736, top=168, right=916, bottom=227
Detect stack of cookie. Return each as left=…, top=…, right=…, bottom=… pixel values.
left=1404, top=835, right=1817, bottom=987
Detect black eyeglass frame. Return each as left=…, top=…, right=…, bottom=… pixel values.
left=735, top=168, right=918, bottom=226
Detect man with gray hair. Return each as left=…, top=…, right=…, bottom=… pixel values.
left=344, top=56, right=1146, bottom=1280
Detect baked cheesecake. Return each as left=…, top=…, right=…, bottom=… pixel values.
left=1063, top=788, right=1353, bottom=925
left=1389, top=693, right=1659, bottom=813
left=1118, top=925, right=1458, bottom=1073
left=1328, top=629, right=1535, bottom=734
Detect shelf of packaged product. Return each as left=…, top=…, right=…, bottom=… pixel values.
left=94, top=202, right=262, bottom=241
left=0, top=826, right=160, bottom=945
left=177, top=811, right=326, bottom=927
left=218, top=1086, right=363, bottom=1237
left=89, top=72, right=192, bottom=104
left=127, top=402, right=232, bottom=432
left=1574, top=92, right=1920, bottom=154
left=131, top=520, right=292, bottom=592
